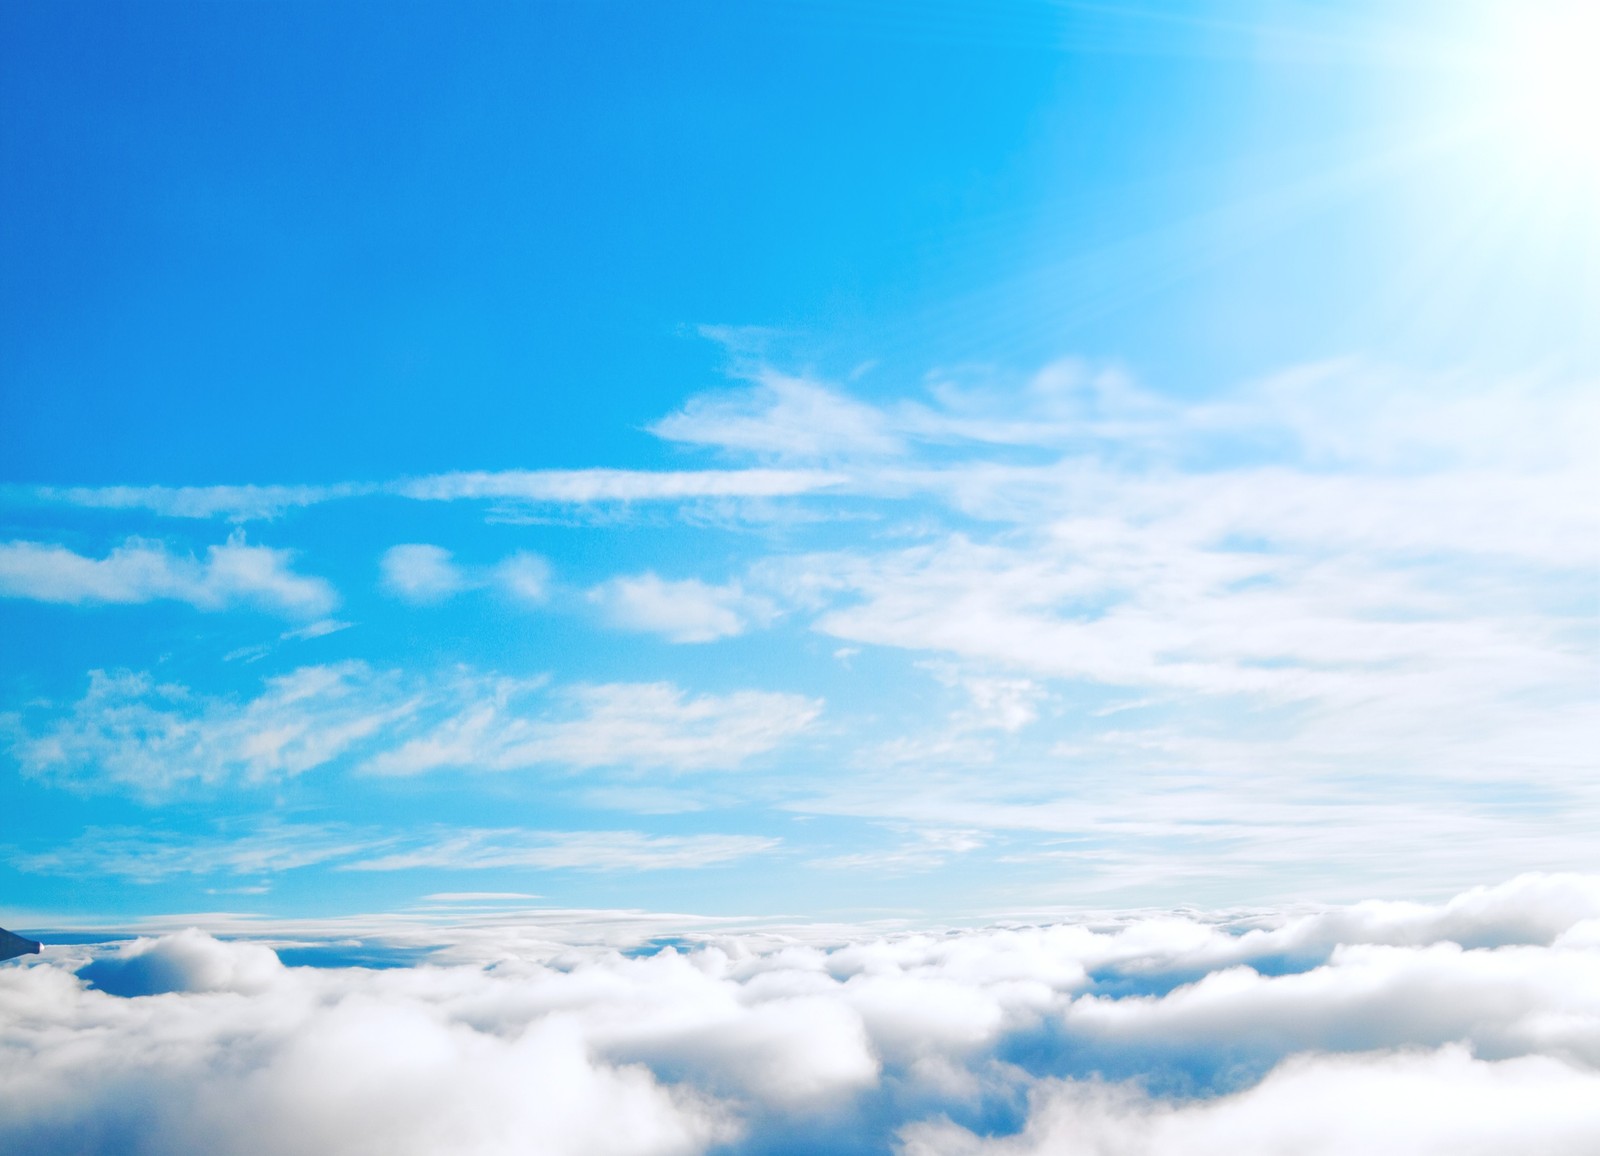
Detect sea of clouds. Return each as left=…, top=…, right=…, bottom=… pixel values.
left=4, top=873, right=1599, bottom=1156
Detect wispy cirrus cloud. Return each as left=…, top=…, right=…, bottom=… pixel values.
left=364, top=680, right=821, bottom=776
left=10, top=822, right=386, bottom=884
left=19, top=482, right=374, bottom=521
left=9, top=664, right=412, bottom=797
left=0, top=536, right=337, bottom=617
left=344, top=829, right=780, bottom=873
left=8, top=664, right=821, bottom=797
left=12, top=467, right=847, bottom=522
left=11, top=822, right=776, bottom=880
left=393, top=466, right=847, bottom=504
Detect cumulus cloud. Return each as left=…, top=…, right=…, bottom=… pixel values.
left=590, top=573, right=774, bottom=643
left=7, top=664, right=821, bottom=796
left=0, top=536, right=337, bottom=617
left=380, top=543, right=469, bottom=602
left=1, top=875, right=1597, bottom=1156
left=379, top=544, right=551, bottom=605
left=495, top=551, right=552, bottom=601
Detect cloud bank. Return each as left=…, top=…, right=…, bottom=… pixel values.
left=2, top=874, right=1597, bottom=1155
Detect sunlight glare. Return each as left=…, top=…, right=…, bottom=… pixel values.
left=1491, top=0, right=1600, bottom=185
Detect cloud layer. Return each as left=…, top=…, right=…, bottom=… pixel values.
left=2, top=874, right=1597, bottom=1156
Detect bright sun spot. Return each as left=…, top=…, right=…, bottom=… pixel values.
left=1489, top=1, right=1600, bottom=184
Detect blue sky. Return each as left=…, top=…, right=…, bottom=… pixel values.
left=2, top=0, right=1597, bottom=928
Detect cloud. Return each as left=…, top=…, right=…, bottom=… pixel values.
left=590, top=573, right=774, bottom=643
left=364, top=681, right=822, bottom=776
left=0, top=536, right=337, bottom=617
left=379, top=544, right=552, bottom=604
left=1, top=875, right=1596, bottom=1156
left=10, top=822, right=778, bottom=881
left=9, top=822, right=390, bottom=883
left=18, top=469, right=845, bottom=520
left=380, top=544, right=469, bottom=603
left=495, top=551, right=551, bottom=602
left=9, top=664, right=412, bottom=797
left=807, top=827, right=987, bottom=873
left=21, top=482, right=371, bottom=520
left=650, top=370, right=902, bottom=460
left=7, top=665, right=821, bottom=796
left=394, top=467, right=846, bottom=504
left=77, top=928, right=285, bottom=997
left=420, top=892, right=542, bottom=903
left=344, top=830, right=781, bottom=873
left=900, top=1048, right=1600, bottom=1156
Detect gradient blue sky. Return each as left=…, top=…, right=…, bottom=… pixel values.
left=3, top=0, right=1596, bottom=927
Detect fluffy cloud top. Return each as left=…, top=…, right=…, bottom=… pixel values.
left=2, top=874, right=1597, bottom=1156
left=0, top=536, right=336, bottom=617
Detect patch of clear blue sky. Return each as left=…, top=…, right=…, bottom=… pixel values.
left=2, top=1, right=1595, bottom=925
left=6, top=0, right=1554, bottom=486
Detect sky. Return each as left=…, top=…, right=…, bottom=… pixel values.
left=4, top=3, right=1600, bottom=1153
left=2, top=0, right=1597, bottom=933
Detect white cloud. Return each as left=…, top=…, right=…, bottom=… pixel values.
left=807, top=827, right=987, bottom=873
left=365, top=681, right=821, bottom=776
left=2, top=875, right=1597, bottom=1156
left=496, top=551, right=551, bottom=602
left=590, top=573, right=773, bottom=643
left=9, top=666, right=820, bottom=795
left=650, top=370, right=903, bottom=460
left=344, top=830, right=780, bottom=873
left=11, top=822, right=386, bottom=883
left=22, top=469, right=845, bottom=520
left=900, top=1048, right=1600, bottom=1156
left=394, top=466, right=846, bottom=503
left=10, top=821, right=779, bottom=881
left=380, top=543, right=468, bottom=603
left=0, top=535, right=337, bottom=617
left=9, top=664, right=412, bottom=797
left=420, top=892, right=542, bottom=903
left=379, top=545, right=552, bottom=604
left=24, top=482, right=371, bottom=520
